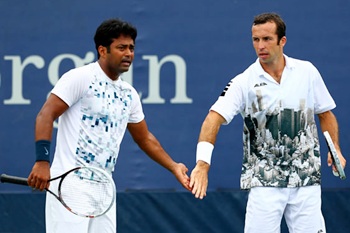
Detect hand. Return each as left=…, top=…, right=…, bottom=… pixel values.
left=171, top=163, right=191, bottom=191
left=27, top=161, right=50, bottom=191
left=327, top=150, right=346, bottom=174
left=189, top=160, right=210, bottom=199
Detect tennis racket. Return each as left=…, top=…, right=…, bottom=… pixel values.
left=323, top=131, right=346, bottom=180
left=0, top=166, right=116, bottom=218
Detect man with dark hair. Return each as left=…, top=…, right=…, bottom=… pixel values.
left=28, top=18, right=190, bottom=233
left=190, top=12, right=346, bottom=232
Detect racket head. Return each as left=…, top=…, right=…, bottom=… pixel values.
left=57, top=166, right=116, bottom=218
left=323, top=131, right=346, bottom=180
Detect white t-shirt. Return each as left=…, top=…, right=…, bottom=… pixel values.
left=211, top=55, right=336, bottom=189
left=50, top=62, right=144, bottom=176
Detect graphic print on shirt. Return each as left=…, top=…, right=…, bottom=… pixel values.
left=76, top=79, right=133, bottom=173
left=240, top=84, right=321, bottom=189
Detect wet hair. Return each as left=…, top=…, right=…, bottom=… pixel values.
left=253, top=13, right=286, bottom=42
left=94, top=18, right=137, bottom=58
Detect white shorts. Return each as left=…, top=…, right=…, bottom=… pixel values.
left=244, top=186, right=325, bottom=233
left=45, top=191, right=117, bottom=233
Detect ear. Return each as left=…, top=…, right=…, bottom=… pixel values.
left=280, top=36, right=287, bottom=47
left=98, top=45, right=107, bottom=58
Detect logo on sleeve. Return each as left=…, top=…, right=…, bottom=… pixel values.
left=220, top=80, right=232, bottom=96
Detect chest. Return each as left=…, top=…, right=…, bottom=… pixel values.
left=81, top=80, right=133, bottom=121
left=247, top=73, right=313, bottom=113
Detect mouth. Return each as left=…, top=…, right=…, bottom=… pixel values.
left=121, top=60, right=131, bottom=66
left=258, top=53, right=269, bottom=59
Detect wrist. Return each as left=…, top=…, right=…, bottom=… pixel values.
left=35, top=140, right=51, bottom=162
left=196, top=141, right=214, bottom=165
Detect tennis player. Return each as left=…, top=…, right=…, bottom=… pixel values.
left=190, top=12, right=346, bottom=233
left=27, top=18, right=191, bottom=233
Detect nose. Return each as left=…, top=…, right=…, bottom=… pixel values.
left=124, top=48, right=134, bottom=57
left=257, top=41, right=265, bottom=50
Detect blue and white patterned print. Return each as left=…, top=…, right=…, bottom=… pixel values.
left=76, top=79, right=133, bottom=173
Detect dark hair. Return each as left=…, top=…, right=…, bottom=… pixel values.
left=253, top=13, right=286, bottom=42
left=94, top=18, right=137, bottom=58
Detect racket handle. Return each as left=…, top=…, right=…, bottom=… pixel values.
left=0, top=174, right=29, bottom=186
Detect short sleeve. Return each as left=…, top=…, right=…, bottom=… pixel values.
left=127, top=85, right=145, bottom=123
left=310, top=64, right=336, bottom=114
left=210, top=74, right=246, bottom=124
left=51, top=68, right=89, bottom=107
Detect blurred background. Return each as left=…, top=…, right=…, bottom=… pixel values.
left=1, top=0, right=349, bottom=232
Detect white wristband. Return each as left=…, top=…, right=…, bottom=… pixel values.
left=196, top=141, right=214, bottom=165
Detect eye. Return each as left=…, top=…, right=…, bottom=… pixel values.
left=117, top=46, right=126, bottom=51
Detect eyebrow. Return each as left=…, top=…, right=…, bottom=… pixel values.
left=117, top=43, right=134, bottom=46
left=252, top=35, right=273, bottom=39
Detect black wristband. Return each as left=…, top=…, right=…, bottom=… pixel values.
left=35, top=140, right=51, bottom=162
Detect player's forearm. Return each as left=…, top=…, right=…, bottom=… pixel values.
left=139, top=133, right=178, bottom=171
left=318, top=111, right=340, bottom=149
left=35, top=113, right=55, bottom=141
left=198, top=111, right=224, bottom=144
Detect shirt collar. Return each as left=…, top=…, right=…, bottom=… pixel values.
left=254, top=54, right=295, bottom=77
left=94, top=61, right=122, bottom=85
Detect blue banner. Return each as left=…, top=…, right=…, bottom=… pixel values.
left=1, top=0, right=349, bottom=192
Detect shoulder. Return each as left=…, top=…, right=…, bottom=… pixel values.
left=60, top=62, right=95, bottom=80
left=231, top=62, right=258, bottom=84
left=285, top=56, right=323, bottom=85
left=54, top=63, right=96, bottom=93
left=286, top=55, right=317, bottom=71
left=61, top=63, right=97, bottom=83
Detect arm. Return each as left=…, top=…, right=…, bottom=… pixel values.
left=28, top=94, right=69, bottom=190
left=189, top=110, right=226, bottom=199
left=318, top=110, right=346, bottom=172
left=127, top=120, right=191, bottom=191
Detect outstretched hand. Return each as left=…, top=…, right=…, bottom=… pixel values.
left=189, top=161, right=210, bottom=199
left=172, top=162, right=191, bottom=191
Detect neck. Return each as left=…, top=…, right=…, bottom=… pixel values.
left=260, top=56, right=285, bottom=83
left=98, top=60, right=120, bottom=81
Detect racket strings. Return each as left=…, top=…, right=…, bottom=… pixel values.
left=59, top=168, right=114, bottom=217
